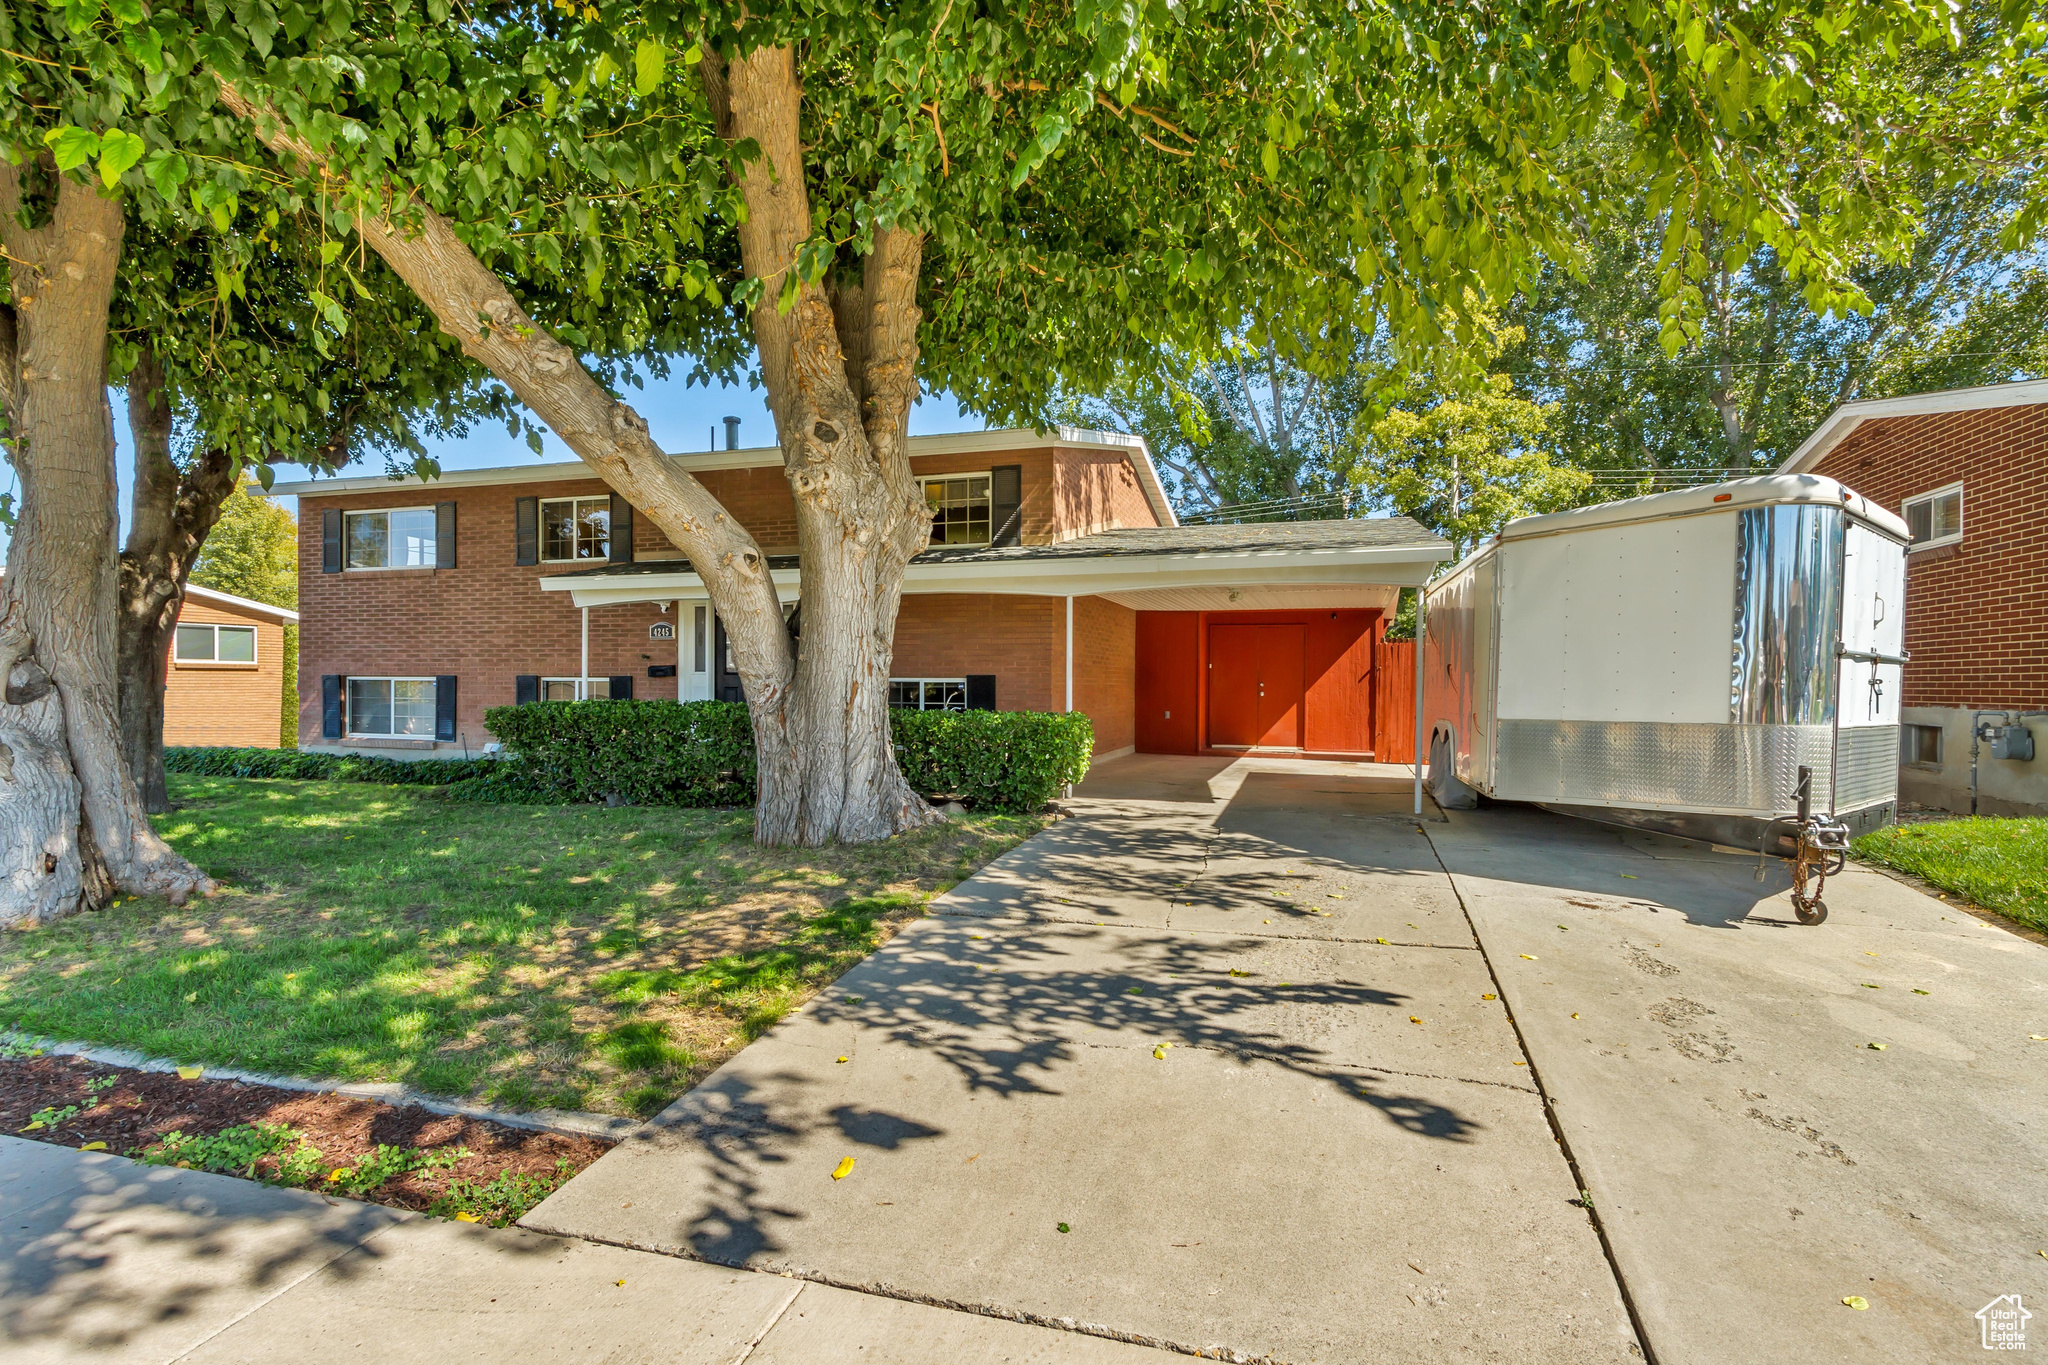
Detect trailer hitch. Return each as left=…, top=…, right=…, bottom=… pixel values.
left=1753, top=765, right=1850, bottom=925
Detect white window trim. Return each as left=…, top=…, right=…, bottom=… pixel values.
left=539, top=495, right=612, bottom=563
left=345, top=676, right=440, bottom=739
left=921, top=470, right=995, bottom=547
left=171, top=621, right=259, bottom=666
left=890, top=676, right=970, bottom=710
left=540, top=676, right=614, bottom=701
left=1901, top=481, right=1963, bottom=552
left=345, top=506, right=440, bottom=571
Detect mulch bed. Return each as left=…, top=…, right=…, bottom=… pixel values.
left=0, top=1054, right=613, bottom=1218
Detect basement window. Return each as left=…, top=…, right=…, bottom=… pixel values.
left=541, top=496, right=611, bottom=561
left=173, top=623, right=257, bottom=665
left=1901, top=723, right=1943, bottom=768
left=922, top=474, right=992, bottom=546
left=542, top=677, right=614, bottom=701
left=889, top=678, right=968, bottom=711
left=347, top=678, right=437, bottom=737
left=1901, top=484, right=1962, bottom=550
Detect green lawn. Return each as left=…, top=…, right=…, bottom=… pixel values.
left=0, top=776, right=1048, bottom=1117
left=1853, top=817, right=2048, bottom=935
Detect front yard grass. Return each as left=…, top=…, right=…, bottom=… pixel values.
left=0, top=776, right=1048, bottom=1117
left=1853, top=816, right=2048, bottom=935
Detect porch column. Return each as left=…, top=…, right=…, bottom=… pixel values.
left=1064, top=595, right=1074, bottom=712
left=581, top=606, right=590, bottom=694
left=1413, top=589, right=1428, bottom=816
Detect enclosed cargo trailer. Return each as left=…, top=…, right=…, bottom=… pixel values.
left=1421, top=475, right=1909, bottom=922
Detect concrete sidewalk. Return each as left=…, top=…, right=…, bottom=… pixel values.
left=1426, top=806, right=2048, bottom=1365
left=0, top=1135, right=1173, bottom=1363
left=526, top=757, right=1639, bottom=1363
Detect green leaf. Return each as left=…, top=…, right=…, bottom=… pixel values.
left=105, top=0, right=143, bottom=21
left=143, top=148, right=188, bottom=198
left=633, top=39, right=665, bottom=96
left=319, top=239, right=345, bottom=265
left=1260, top=140, right=1279, bottom=179
left=97, top=129, right=146, bottom=188
left=43, top=126, right=101, bottom=174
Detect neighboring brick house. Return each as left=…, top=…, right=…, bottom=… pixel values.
left=164, top=585, right=297, bottom=748
left=266, top=427, right=1448, bottom=765
left=1778, top=377, right=2048, bottom=815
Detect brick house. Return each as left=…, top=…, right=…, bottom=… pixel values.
left=1777, top=377, right=2048, bottom=815
left=164, top=585, right=297, bottom=748
left=267, top=427, right=1447, bottom=766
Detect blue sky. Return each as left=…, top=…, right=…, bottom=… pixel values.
left=4, top=372, right=993, bottom=552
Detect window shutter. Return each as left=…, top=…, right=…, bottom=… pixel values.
left=608, top=494, right=634, bottom=563
left=967, top=675, right=997, bottom=711
left=322, top=509, right=343, bottom=573
left=435, top=501, right=457, bottom=568
left=515, top=674, right=540, bottom=705
left=515, top=497, right=539, bottom=566
left=434, top=676, right=458, bottom=741
left=608, top=673, right=634, bottom=700
left=990, top=466, right=1023, bottom=546
left=322, top=675, right=344, bottom=737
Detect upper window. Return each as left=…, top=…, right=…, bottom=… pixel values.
left=347, top=508, right=437, bottom=569
left=347, top=677, right=436, bottom=737
left=543, top=497, right=611, bottom=561
left=173, top=623, right=257, bottom=665
left=1901, top=484, right=1962, bottom=550
left=889, top=678, right=967, bottom=711
left=923, top=474, right=991, bottom=546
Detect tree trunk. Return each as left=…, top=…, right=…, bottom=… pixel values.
left=116, top=345, right=239, bottom=813
left=0, top=162, right=212, bottom=925
left=219, top=67, right=942, bottom=845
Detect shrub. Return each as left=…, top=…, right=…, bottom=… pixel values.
left=483, top=699, right=1093, bottom=812
left=482, top=700, right=757, bottom=807
left=164, top=746, right=503, bottom=786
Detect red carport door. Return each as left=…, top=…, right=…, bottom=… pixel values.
left=1208, top=623, right=1305, bottom=749
left=1256, top=627, right=1304, bottom=747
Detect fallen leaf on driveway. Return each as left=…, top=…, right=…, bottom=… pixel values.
left=1127, top=986, right=1144, bottom=995
left=1482, top=994, right=1496, bottom=1001
left=1520, top=954, right=1537, bottom=960
left=1912, top=989, right=1930, bottom=995
left=1571, top=1013, right=1580, bottom=1019
left=1376, top=937, right=1389, bottom=945
left=1409, top=1016, right=1423, bottom=1024
left=80, top=1141, right=107, bottom=1151
left=2030, top=1035, right=2048, bottom=1042
left=832, top=1158, right=856, bottom=1181
left=1842, top=1296, right=1869, bottom=1310
left=1057, top=1222, right=1071, bottom=1233
left=836, top=1056, right=849, bottom=1064
left=1861, top=983, right=1881, bottom=990
left=1228, top=969, right=1249, bottom=977
left=1867, top=1043, right=1887, bottom=1050
left=455, top=1213, right=478, bottom=1223
left=1619, top=874, right=1638, bottom=880
left=1153, top=1044, right=1171, bottom=1059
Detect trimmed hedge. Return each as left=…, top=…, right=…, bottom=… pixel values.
left=483, top=699, right=1092, bottom=812
left=164, top=747, right=503, bottom=786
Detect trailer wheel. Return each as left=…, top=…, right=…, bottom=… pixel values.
left=1794, top=898, right=1828, bottom=926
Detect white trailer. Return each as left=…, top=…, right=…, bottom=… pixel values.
left=1420, top=475, right=1909, bottom=922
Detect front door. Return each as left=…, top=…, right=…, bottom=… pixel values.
left=1208, top=624, right=1305, bottom=749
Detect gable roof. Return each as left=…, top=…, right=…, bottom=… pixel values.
left=1777, top=377, right=2048, bottom=475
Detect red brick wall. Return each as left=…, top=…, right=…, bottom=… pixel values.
left=1055, top=448, right=1157, bottom=539
left=164, top=599, right=287, bottom=748
left=1812, top=403, right=2048, bottom=709
left=1073, top=596, right=1136, bottom=753
left=891, top=595, right=1060, bottom=713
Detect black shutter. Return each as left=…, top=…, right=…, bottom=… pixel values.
left=608, top=673, right=634, bottom=700
left=435, top=501, right=457, bottom=568
left=967, top=675, right=997, bottom=711
left=515, top=674, right=540, bottom=705
left=322, top=509, right=343, bottom=573
left=608, top=494, right=634, bottom=563
left=434, top=676, right=458, bottom=740
left=322, top=675, right=344, bottom=737
left=515, top=497, right=539, bottom=566
left=990, top=465, right=1023, bottom=546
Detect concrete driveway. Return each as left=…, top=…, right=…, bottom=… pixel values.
left=528, top=757, right=1638, bottom=1363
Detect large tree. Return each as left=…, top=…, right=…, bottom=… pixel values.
left=7, top=0, right=2030, bottom=859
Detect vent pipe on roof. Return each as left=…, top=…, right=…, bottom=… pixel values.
left=724, top=416, right=741, bottom=450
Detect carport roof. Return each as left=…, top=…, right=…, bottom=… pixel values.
left=540, top=516, right=1450, bottom=608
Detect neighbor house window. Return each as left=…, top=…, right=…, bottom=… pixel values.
left=346, top=508, right=437, bottom=568
left=173, top=623, right=257, bottom=665
left=347, top=678, right=436, bottom=737
left=1901, top=723, right=1943, bottom=767
left=1901, top=484, right=1962, bottom=550
left=922, top=474, right=991, bottom=545
left=542, top=496, right=610, bottom=561
left=542, top=677, right=613, bottom=701
left=889, top=678, right=968, bottom=710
